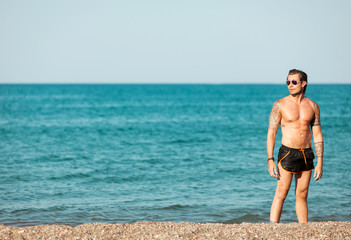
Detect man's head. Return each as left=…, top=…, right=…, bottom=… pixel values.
left=286, top=69, right=308, bottom=95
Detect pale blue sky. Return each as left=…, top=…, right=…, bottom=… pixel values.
left=1, top=0, right=350, bottom=84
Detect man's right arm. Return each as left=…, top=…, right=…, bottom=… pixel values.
left=267, top=100, right=281, bottom=177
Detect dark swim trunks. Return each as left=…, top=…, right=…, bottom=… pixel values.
left=278, top=145, right=315, bottom=173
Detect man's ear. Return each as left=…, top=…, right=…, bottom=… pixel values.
left=302, top=81, right=307, bottom=88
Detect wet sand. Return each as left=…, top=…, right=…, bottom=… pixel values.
left=0, top=221, right=350, bottom=239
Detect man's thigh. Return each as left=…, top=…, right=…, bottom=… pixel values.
left=295, top=171, right=312, bottom=193
left=276, top=163, right=294, bottom=193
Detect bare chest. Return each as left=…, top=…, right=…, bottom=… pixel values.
left=281, top=102, right=315, bottom=124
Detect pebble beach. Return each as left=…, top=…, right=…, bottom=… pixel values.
left=1, top=221, right=350, bottom=240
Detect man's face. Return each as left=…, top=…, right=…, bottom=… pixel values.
left=287, top=73, right=306, bottom=96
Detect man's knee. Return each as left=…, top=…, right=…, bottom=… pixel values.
left=276, top=188, right=290, bottom=201
left=296, top=188, right=309, bottom=199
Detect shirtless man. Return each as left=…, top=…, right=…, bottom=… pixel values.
left=267, top=69, right=324, bottom=223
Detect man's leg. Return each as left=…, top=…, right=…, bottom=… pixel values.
left=295, top=171, right=312, bottom=223
left=270, top=163, right=293, bottom=223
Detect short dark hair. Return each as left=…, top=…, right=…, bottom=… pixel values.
left=288, top=69, right=308, bottom=94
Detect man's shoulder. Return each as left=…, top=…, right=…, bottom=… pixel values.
left=303, top=97, right=319, bottom=107
left=271, top=97, right=289, bottom=113
left=275, top=96, right=289, bottom=105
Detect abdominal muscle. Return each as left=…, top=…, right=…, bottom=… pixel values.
left=281, top=125, right=312, bottom=149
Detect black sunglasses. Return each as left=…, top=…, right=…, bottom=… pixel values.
left=286, top=80, right=302, bottom=85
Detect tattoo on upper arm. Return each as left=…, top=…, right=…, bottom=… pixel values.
left=311, top=102, right=321, bottom=127
left=314, top=141, right=324, bottom=158
left=268, top=101, right=281, bottom=132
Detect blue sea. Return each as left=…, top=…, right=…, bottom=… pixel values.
left=1, top=84, right=350, bottom=227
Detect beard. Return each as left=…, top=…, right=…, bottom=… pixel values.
left=290, top=88, right=304, bottom=97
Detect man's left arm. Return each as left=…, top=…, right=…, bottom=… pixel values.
left=311, top=102, right=323, bottom=181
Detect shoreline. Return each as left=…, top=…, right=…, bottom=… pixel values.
left=1, top=221, right=350, bottom=239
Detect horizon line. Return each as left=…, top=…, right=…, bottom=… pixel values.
left=0, top=82, right=350, bottom=85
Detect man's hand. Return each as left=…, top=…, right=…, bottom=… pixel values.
left=268, top=161, right=279, bottom=178
left=313, top=164, right=323, bottom=181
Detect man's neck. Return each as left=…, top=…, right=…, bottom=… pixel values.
left=289, top=93, right=305, bottom=103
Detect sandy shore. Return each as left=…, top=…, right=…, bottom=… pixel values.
left=0, top=221, right=350, bottom=240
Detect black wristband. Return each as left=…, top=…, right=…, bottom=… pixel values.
left=267, top=157, right=274, bottom=162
